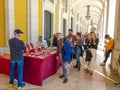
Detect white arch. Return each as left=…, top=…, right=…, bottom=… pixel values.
left=70, top=0, right=104, bottom=10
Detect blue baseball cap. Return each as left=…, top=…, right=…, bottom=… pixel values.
left=14, top=29, right=23, bottom=34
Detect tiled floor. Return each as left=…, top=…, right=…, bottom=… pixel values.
left=0, top=50, right=120, bottom=90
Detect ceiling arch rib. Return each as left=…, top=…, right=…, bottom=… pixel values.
left=79, top=20, right=99, bottom=26
left=70, top=0, right=103, bottom=11
left=88, top=12, right=100, bottom=18
left=77, top=5, right=102, bottom=15
left=77, top=7, right=101, bottom=16
left=76, top=4, right=102, bottom=11
left=84, top=19, right=99, bottom=26
left=78, top=11, right=100, bottom=20
left=80, top=15, right=99, bottom=24
left=69, top=0, right=104, bottom=25
left=78, top=9, right=101, bottom=18
left=79, top=13, right=100, bottom=22
left=68, top=0, right=104, bottom=11
left=79, top=14, right=99, bottom=21
left=78, top=12, right=100, bottom=24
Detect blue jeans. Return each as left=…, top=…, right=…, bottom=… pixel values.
left=103, top=50, right=112, bottom=63
left=75, top=46, right=81, bottom=68
left=9, top=58, right=24, bottom=87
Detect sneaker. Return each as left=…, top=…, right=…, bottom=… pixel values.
left=73, top=65, right=78, bottom=68
left=63, top=78, right=68, bottom=83
left=18, top=83, right=25, bottom=90
left=9, top=84, right=13, bottom=87
left=100, top=63, right=106, bottom=66
left=18, top=87, right=21, bottom=90
left=59, top=75, right=65, bottom=78
left=78, top=67, right=80, bottom=71
left=89, top=71, right=93, bottom=75
left=85, top=69, right=90, bottom=73
left=21, top=83, right=25, bottom=87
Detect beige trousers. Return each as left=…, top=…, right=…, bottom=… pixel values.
left=88, top=49, right=97, bottom=72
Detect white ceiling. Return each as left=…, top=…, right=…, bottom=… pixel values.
left=67, top=0, right=105, bottom=25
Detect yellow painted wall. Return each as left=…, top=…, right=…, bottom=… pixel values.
left=14, top=0, right=27, bottom=43
left=60, top=8, right=63, bottom=32
left=54, top=4, right=59, bottom=33
left=38, top=0, right=43, bottom=36
left=0, top=0, right=6, bottom=47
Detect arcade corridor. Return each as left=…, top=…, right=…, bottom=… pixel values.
left=0, top=0, right=120, bottom=90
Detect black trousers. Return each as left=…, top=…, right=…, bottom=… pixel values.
left=103, top=50, right=112, bottom=63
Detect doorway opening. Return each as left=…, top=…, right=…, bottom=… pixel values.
left=44, top=10, right=53, bottom=46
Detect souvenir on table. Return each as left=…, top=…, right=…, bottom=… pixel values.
left=2, top=52, right=10, bottom=60
left=24, top=45, right=57, bottom=59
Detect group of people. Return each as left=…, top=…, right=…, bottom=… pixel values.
left=8, top=28, right=114, bottom=89
left=52, top=29, right=114, bottom=84
left=53, top=29, right=99, bottom=83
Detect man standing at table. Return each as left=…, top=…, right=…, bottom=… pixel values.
left=56, top=33, right=65, bottom=79
left=56, top=32, right=64, bottom=61
left=9, top=29, right=26, bottom=90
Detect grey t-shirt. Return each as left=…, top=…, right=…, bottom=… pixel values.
left=75, top=39, right=83, bottom=47
left=9, top=38, right=26, bottom=60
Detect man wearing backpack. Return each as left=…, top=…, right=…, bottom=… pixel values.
left=59, top=37, right=73, bottom=83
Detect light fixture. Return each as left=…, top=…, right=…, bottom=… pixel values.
left=85, top=5, right=91, bottom=20
left=85, top=15, right=91, bottom=20
left=91, top=19, right=93, bottom=25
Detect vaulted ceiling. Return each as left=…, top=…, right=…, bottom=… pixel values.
left=67, top=0, right=106, bottom=26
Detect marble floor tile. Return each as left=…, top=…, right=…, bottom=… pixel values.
left=0, top=50, right=120, bottom=90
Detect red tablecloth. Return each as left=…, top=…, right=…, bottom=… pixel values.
left=0, top=54, right=61, bottom=86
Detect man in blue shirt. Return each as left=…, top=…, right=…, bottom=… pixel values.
left=9, top=29, right=26, bottom=90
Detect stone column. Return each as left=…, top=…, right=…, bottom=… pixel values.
left=99, top=13, right=104, bottom=40
left=28, top=0, right=38, bottom=47
left=107, top=0, right=116, bottom=37
left=58, top=1, right=63, bottom=32
left=54, top=0, right=59, bottom=33
left=1, top=0, right=15, bottom=54
left=105, top=0, right=109, bottom=34
left=111, top=0, right=120, bottom=74
left=5, top=0, right=15, bottom=45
